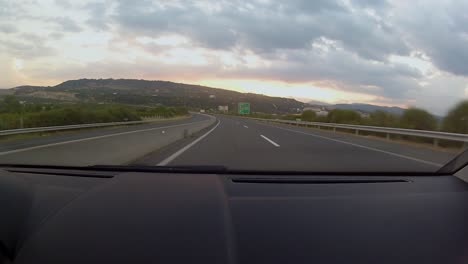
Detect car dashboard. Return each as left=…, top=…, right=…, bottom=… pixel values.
left=1, top=166, right=468, bottom=264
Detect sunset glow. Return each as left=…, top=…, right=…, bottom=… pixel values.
left=1, top=0, right=468, bottom=114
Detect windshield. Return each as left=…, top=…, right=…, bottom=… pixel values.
left=1, top=0, right=467, bottom=173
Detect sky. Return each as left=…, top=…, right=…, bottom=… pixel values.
left=1, top=0, right=468, bottom=115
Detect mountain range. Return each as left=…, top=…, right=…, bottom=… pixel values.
left=9, top=79, right=305, bottom=114
left=4, top=79, right=406, bottom=115
left=330, top=103, right=405, bottom=115
left=308, top=101, right=405, bottom=115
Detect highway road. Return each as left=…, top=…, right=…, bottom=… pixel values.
left=152, top=115, right=457, bottom=172
left=0, top=114, right=214, bottom=166
left=0, top=114, right=460, bottom=171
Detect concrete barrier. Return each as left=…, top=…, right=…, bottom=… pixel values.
left=0, top=114, right=217, bottom=166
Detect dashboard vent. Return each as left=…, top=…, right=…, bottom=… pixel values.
left=232, top=178, right=410, bottom=184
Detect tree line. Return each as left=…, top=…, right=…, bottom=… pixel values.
left=274, top=100, right=468, bottom=134
left=0, top=95, right=188, bottom=130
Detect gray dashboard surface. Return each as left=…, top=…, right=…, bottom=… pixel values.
left=2, top=169, right=468, bottom=264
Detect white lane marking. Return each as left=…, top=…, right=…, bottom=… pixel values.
left=260, top=135, right=280, bottom=147
left=157, top=120, right=221, bottom=166
left=260, top=123, right=442, bottom=167
left=243, top=125, right=249, bottom=128
left=0, top=118, right=214, bottom=156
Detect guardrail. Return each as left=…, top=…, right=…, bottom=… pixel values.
left=0, top=120, right=161, bottom=137
left=253, top=118, right=468, bottom=147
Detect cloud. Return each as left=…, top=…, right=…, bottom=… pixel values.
left=0, top=24, right=17, bottom=33
left=46, top=17, right=82, bottom=32
left=0, top=0, right=23, bottom=18
left=85, top=2, right=112, bottom=30
left=110, top=0, right=468, bottom=79
left=352, top=0, right=388, bottom=8
left=216, top=46, right=423, bottom=100
left=25, top=58, right=221, bottom=83
left=395, top=1, right=468, bottom=77
left=54, top=0, right=72, bottom=9
left=113, top=0, right=409, bottom=60
left=1, top=0, right=468, bottom=115
left=0, top=33, right=56, bottom=59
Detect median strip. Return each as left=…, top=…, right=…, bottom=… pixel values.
left=0, top=119, right=212, bottom=156
left=157, top=120, right=221, bottom=166
left=260, top=135, right=280, bottom=147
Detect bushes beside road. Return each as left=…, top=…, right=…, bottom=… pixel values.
left=275, top=102, right=468, bottom=148
left=0, top=95, right=189, bottom=130
left=135, top=106, right=188, bottom=118
left=442, top=101, right=468, bottom=134
left=281, top=101, right=468, bottom=135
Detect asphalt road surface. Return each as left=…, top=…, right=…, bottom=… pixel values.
left=0, top=114, right=460, bottom=171
left=0, top=114, right=213, bottom=166
left=156, top=115, right=458, bottom=172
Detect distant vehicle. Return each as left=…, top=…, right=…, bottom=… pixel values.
left=200, top=109, right=206, bottom=113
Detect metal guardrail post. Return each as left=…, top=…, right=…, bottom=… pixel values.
left=434, top=138, right=439, bottom=147
left=355, top=129, right=359, bottom=135
left=386, top=133, right=390, bottom=140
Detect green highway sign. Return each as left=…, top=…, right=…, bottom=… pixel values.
left=238, top=102, right=250, bottom=115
